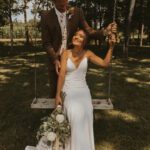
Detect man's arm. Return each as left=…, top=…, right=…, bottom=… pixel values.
left=78, top=8, right=106, bottom=40
left=41, top=11, right=58, bottom=62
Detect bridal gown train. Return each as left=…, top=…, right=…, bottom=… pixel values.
left=25, top=56, right=95, bottom=150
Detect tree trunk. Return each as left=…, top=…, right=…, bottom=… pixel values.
left=24, top=0, right=30, bottom=45
left=147, top=30, right=150, bottom=45
left=140, top=23, right=144, bottom=47
left=123, top=0, right=136, bottom=58
left=99, top=5, right=102, bottom=28
left=46, top=0, right=49, bottom=11
left=33, top=0, right=41, bottom=46
left=9, top=9, right=13, bottom=50
left=139, top=0, right=145, bottom=47
left=138, top=23, right=140, bottom=44
left=132, top=31, right=135, bottom=41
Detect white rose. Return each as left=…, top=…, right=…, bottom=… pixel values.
left=56, top=105, right=62, bottom=113
left=43, top=122, right=48, bottom=130
left=56, top=114, right=65, bottom=123
left=47, top=132, right=57, bottom=142
left=43, top=131, right=48, bottom=136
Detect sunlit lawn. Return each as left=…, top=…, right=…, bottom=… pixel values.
left=0, top=46, right=150, bottom=150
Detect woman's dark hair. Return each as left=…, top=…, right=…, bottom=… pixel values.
left=68, top=29, right=89, bottom=49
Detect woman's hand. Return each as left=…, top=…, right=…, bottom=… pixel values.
left=108, top=34, right=116, bottom=49
left=105, top=22, right=117, bottom=36
left=55, top=95, right=62, bottom=108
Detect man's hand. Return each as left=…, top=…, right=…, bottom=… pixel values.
left=105, top=22, right=117, bottom=36
left=54, top=59, right=61, bottom=75
left=108, top=34, right=116, bottom=48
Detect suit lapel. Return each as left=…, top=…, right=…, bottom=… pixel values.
left=66, top=13, right=70, bottom=39
left=51, top=9, right=61, bottom=37
left=66, top=8, right=74, bottom=42
left=50, top=8, right=74, bottom=46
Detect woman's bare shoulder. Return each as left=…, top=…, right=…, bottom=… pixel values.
left=85, top=50, right=94, bottom=57
left=61, top=49, right=71, bottom=58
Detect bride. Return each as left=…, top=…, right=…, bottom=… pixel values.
left=25, top=29, right=116, bottom=150
left=55, top=29, right=116, bottom=150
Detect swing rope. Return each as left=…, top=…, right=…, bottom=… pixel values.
left=113, top=0, right=117, bottom=22
left=107, top=0, right=117, bottom=103
left=34, top=43, right=37, bottom=100
left=34, top=12, right=38, bottom=101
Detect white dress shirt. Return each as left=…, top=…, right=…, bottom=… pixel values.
left=54, top=7, right=67, bottom=55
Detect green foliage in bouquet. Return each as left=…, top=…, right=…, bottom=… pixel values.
left=37, top=92, right=71, bottom=146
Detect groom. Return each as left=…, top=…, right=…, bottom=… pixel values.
left=41, top=0, right=117, bottom=98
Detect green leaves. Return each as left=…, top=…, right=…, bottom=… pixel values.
left=37, top=105, right=71, bottom=146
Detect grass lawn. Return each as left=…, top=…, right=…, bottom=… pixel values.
left=0, top=46, right=150, bottom=150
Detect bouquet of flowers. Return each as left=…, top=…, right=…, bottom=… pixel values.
left=36, top=104, right=71, bottom=149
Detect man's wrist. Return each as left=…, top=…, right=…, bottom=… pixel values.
left=103, top=28, right=112, bottom=36
left=53, top=55, right=59, bottom=63
left=103, top=28, right=109, bottom=36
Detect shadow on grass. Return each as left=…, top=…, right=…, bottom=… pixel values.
left=0, top=46, right=52, bottom=150
left=90, top=58, right=150, bottom=150
left=0, top=46, right=150, bottom=150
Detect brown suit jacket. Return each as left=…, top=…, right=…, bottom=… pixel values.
left=41, top=7, right=105, bottom=70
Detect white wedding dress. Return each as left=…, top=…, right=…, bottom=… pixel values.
left=25, top=56, right=95, bottom=150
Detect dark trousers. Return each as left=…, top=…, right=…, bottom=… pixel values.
left=48, top=62, right=58, bottom=98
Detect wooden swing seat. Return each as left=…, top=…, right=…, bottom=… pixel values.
left=31, top=98, right=114, bottom=110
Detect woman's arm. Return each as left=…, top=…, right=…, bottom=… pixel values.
left=88, top=34, right=116, bottom=67
left=55, top=50, right=68, bottom=107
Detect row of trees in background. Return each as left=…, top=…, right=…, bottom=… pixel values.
left=0, top=0, right=150, bottom=53
left=0, top=0, right=53, bottom=48
left=0, top=22, right=40, bottom=39
left=72, top=0, right=150, bottom=46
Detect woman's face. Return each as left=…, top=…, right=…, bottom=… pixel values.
left=72, top=30, right=86, bottom=48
